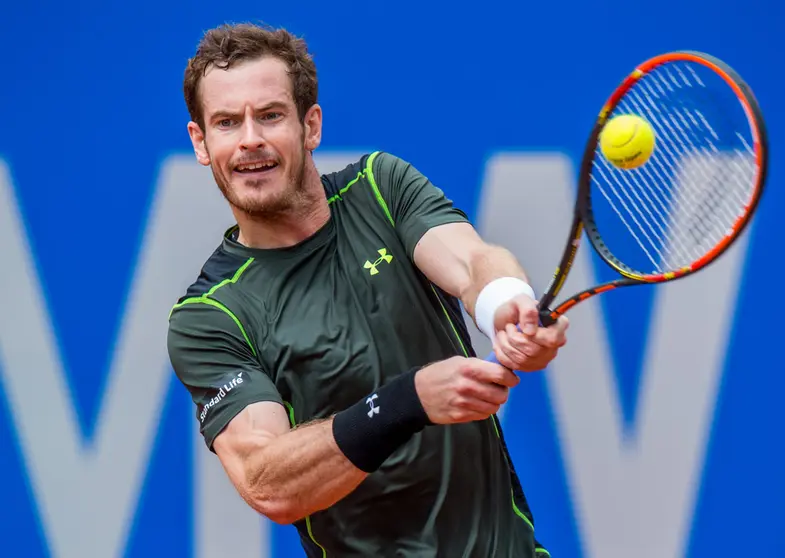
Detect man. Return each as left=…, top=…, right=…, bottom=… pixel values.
left=168, top=22, right=569, bottom=557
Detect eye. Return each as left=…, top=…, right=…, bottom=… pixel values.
left=217, top=118, right=234, bottom=128
left=261, top=112, right=282, bottom=121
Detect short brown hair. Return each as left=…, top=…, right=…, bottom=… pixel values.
left=183, top=22, right=318, bottom=129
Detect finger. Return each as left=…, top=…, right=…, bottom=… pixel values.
left=531, top=321, right=569, bottom=348
left=505, top=324, right=550, bottom=359
left=455, top=395, right=502, bottom=418
left=452, top=408, right=496, bottom=424
left=462, top=380, right=510, bottom=406
left=529, top=347, right=560, bottom=371
left=505, top=323, right=546, bottom=356
left=556, top=315, right=570, bottom=337
left=492, top=301, right=520, bottom=335
left=467, top=356, right=520, bottom=387
left=490, top=333, right=518, bottom=371
left=492, top=345, right=518, bottom=374
left=515, top=297, right=539, bottom=336
left=497, top=327, right=530, bottom=363
left=505, top=323, right=530, bottom=346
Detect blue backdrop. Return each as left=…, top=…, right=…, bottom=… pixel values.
left=1, top=1, right=783, bottom=557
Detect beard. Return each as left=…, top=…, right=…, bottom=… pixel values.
left=210, top=145, right=307, bottom=219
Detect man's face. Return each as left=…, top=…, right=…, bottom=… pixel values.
left=188, top=56, right=321, bottom=217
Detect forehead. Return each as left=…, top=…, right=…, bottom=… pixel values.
left=199, top=56, right=294, bottom=115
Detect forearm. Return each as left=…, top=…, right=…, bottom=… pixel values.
left=462, top=244, right=530, bottom=318
left=413, top=223, right=532, bottom=320
left=242, top=369, right=429, bottom=524
left=245, top=417, right=367, bottom=523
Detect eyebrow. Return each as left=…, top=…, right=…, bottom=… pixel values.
left=209, top=101, right=290, bottom=122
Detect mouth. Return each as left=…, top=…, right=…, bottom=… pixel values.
left=233, top=160, right=280, bottom=176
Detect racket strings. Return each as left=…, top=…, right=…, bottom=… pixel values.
left=622, top=77, right=735, bottom=260
left=621, top=83, right=730, bottom=266
left=641, top=69, right=750, bottom=217
left=645, top=66, right=755, bottom=221
left=591, top=165, right=668, bottom=269
left=590, top=61, right=757, bottom=274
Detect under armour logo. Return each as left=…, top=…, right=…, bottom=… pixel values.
left=366, top=393, right=380, bottom=417
left=363, top=248, right=393, bottom=276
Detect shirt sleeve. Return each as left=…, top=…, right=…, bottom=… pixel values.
left=168, top=302, right=284, bottom=451
left=371, top=151, right=470, bottom=258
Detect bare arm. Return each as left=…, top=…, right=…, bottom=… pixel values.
left=413, top=221, right=568, bottom=372
left=210, top=357, right=529, bottom=525
left=213, top=401, right=367, bottom=525
left=412, top=221, right=530, bottom=320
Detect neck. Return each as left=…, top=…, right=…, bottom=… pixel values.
left=234, top=160, right=330, bottom=250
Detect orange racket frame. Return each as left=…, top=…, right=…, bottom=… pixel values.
left=536, top=50, right=768, bottom=327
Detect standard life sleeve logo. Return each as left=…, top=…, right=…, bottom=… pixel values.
left=200, top=371, right=246, bottom=423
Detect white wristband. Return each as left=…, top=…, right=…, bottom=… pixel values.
left=475, top=277, right=536, bottom=340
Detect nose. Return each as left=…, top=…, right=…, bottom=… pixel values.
left=239, top=116, right=265, bottom=151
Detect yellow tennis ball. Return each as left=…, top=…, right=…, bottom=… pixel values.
left=599, top=114, right=656, bottom=170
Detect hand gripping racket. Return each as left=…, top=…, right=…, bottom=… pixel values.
left=487, top=50, right=768, bottom=364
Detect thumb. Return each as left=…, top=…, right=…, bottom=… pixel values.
left=492, top=301, right=519, bottom=335
left=518, top=298, right=539, bottom=336
left=493, top=297, right=539, bottom=336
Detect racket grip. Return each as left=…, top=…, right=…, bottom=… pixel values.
left=485, top=351, right=502, bottom=365
left=539, top=309, right=557, bottom=327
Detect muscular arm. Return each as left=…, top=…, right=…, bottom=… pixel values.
left=413, top=222, right=530, bottom=320
left=170, top=297, right=428, bottom=526
left=213, top=401, right=367, bottom=525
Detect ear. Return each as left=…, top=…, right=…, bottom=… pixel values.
left=303, top=104, right=323, bottom=151
left=187, top=121, right=211, bottom=166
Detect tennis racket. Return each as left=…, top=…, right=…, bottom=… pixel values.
left=487, top=50, right=768, bottom=363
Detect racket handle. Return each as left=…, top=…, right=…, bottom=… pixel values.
left=486, top=351, right=502, bottom=365
left=539, top=309, right=557, bottom=327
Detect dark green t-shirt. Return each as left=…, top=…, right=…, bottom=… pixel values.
left=167, top=152, right=549, bottom=557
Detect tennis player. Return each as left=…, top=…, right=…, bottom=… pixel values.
left=168, top=22, right=569, bottom=558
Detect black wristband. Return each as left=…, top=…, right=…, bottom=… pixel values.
left=332, top=367, right=433, bottom=473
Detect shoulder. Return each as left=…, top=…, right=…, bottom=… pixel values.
left=172, top=235, right=254, bottom=306
left=168, top=237, right=258, bottom=349
left=319, top=154, right=369, bottom=199
left=367, top=151, right=426, bottom=196
left=168, top=285, right=258, bottom=379
left=319, top=151, right=412, bottom=197
left=369, top=150, right=409, bottom=174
